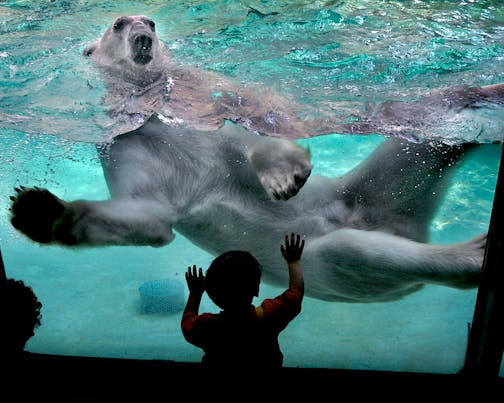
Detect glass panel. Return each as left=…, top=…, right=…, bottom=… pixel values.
left=1, top=0, right=503, bottom=375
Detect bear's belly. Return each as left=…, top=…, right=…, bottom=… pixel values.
left=174, top=199, right=335, bottom=257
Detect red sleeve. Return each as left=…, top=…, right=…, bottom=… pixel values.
left=181, top=312, right=215, bottom=348
left=259, top=286, right=303, bottom=331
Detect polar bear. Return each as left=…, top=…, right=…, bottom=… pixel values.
left=9, top=114, right=489, bottom=302
left=8, top=15, right=501, bottom=302
left=80, top=15, right=504, bottom=144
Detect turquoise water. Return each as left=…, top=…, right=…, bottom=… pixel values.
left=0, top=0, right=503, bottom=374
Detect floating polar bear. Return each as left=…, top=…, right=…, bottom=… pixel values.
left=80, top=15, right=504, bottom=144
left=9, top=16, right=503, bottom=302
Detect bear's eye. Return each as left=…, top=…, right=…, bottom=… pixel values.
left=142, top=18, right=155, bottom=32
left=113, top=17, right=128, bottom=31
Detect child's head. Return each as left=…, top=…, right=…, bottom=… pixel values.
left=205, top=250, right=262, bottom=311
left=0, top=278, right=43, bottom=353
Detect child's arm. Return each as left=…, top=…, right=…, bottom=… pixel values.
left=255, top=233, right=305, bottom=322
left=183, top=265, right=205, bottom=317
left=280, top=233, right=305, bottom=294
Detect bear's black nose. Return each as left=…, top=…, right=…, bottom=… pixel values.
left=134, top=34, right=152, bottom=52
left=132, top=34, right=153, bottom=65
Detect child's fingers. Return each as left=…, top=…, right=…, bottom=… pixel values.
left=186, top=264, right=198, bottom=277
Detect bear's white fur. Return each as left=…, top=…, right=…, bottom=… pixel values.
left=9, top=16, right=498, bottom=302
left=10, top=114, right=488, bottom=302
left=82, top=16, right=504, bottom=144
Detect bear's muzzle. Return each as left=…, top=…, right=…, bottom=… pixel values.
left=131, top=33, right=153, bottom=65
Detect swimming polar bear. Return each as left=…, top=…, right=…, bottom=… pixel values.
left=9, top=114, right=489, bottom=302
left=8, top=16, right=502, bottom=302
left=81, top=15, right=504, bottom=144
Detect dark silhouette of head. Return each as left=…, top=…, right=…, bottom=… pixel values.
left=205, top=251, right=262, bottom=311
left=0, top=278, right=42, bottom=356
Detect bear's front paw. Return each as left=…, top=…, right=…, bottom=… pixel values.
left=260, top=164, right=311, bottom=200
left=9, top=186, right=65, bottom=243
left=249, top=138, right=312, bottom=200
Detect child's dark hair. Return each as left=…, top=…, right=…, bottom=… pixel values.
left=205, top=250, right=261, bottom=310
left=1, top=278, right=43, bottom=332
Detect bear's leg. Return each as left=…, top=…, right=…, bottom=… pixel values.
left=305, top=228, right=486, bottom=302
left=10, top=187, right=176, bottom=247
left=336, top=137, right=477, bottom=241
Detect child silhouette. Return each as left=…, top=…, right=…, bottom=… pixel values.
left=181, top=233, right=305, bottom=370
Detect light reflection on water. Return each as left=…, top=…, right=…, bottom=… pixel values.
left=0, top=0, right=502, bottom=374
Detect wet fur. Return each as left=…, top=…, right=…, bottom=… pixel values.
left=10, top=115, right=488, bottom=302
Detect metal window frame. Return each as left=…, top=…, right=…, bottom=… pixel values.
left=463, top=144, right=504, bottom=378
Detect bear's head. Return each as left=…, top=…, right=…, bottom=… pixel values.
left=84, top=15, right=168, bottom=84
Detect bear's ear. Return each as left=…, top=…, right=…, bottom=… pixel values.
left=83, top=42, right=98, bottom=57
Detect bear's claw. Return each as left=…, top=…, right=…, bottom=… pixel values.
left=260, top=164, right=311, bottom=201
